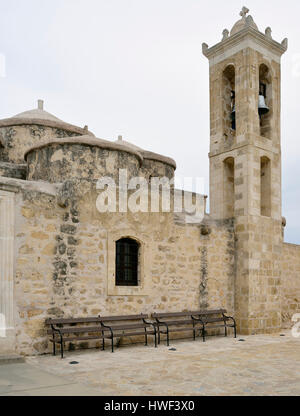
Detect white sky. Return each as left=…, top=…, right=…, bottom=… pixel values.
left=1, top=0, right=300, bottom=243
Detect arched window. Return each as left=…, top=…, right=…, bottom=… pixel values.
left=116, top=238, right=139, bottom=286
left=223, top=157, right=235, bottom=218
left=223, top=65, right=236, bottom=136
left=261, top=156, right=271, bottom=217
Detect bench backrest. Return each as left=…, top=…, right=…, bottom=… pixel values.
left=152, top=310, right=227, bottom=320
left=45, top=317, right=101, bottom=325
left=191, top=309, right=227, bottom=316
left=99, top=314, right=148, bottom=323
left=152, top=312, right=195, bottom=319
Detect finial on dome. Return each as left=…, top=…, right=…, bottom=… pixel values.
left=202, top=43, right=209, bottom=56
left=240, top=6, right=250, bottom=19
left=37, top=99, right=44, bottom=110
left=281, top=38, right=288, bottom=50
left=265, top=27, right=272, bottom=39
left=222, top=29, right=229, bottom=41
left=118, top=135, right=123, bottom=141
left=230, top=7, right=258, bottom=36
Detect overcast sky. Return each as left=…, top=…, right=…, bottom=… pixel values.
left=1, top=0, right=299, bottom=243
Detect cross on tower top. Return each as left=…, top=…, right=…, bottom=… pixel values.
left=240, top=6, right=250, bottom=19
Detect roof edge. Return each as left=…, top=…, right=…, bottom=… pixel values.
left=0, top=117, right=95, bottom=137
left=203, top=26, right=287, bottom=59
left=142, top=150, right=177, bottom=170
left=24, top=135, right=144, bottom=164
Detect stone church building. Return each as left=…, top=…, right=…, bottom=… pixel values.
left=0, top=8, right=299, bottom=356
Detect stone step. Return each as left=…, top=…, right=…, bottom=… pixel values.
left=0, top=354, right=25, bottom=365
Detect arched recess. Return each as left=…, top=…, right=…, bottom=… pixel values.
left=259, top=64, right=273, bottom=139
left=261, top=156, right=271, bottom=217
left=222, top=65, right=236, bottom=137
left=223, top=157, right=235, bottom=218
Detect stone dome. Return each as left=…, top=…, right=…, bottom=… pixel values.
left=114, top=136, right=176, bottom=169
left=14, top=102, right=63, bottom=123
left=0, top=100, right=94, bottom=136
left=114, top=137, right=144, bottom=152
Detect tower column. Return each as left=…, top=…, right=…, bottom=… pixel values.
left=0, top=190, right=16, bottom=352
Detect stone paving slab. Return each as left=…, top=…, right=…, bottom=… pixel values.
left=22, top=331, right=300, bottom=396
left=0, top=354, right=25, bottom=365
left=0, top=362, right=100, bottom=396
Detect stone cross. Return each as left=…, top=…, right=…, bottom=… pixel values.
left=240, top=6, right=249, bottom=19
left=38, top=99, right=44, bottom=110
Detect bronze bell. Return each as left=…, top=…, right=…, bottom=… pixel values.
left=258, top=94, right=269, bottom=117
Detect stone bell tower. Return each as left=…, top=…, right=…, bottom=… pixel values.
left=203, top=7, right=288, bottom=334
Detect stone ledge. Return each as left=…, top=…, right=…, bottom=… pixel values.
left=0, top=176, right=59, bottom=196
left=0, top=117, right=95, bottom=137
left=0, top=162, right=27, bottom=180
left=24, top=135, right=144, bottom=165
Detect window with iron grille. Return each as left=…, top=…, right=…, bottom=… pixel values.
left=115, top=238, right=139, bottom=286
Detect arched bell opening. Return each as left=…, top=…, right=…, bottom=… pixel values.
left=259, top=64, right=272, bottom=139
left=222, top=65, right=236, bottom=139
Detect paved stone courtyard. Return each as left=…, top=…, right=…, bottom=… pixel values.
left=1, top=330, right=298, bottom=396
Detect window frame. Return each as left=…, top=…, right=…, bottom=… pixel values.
left=107, top=231, right=150, bottom=296
left=115, top=238, right=139, bottom=287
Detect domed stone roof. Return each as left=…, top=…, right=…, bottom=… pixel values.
left=24, top=135, right=144, bottom=163
left=114, top=136, right=176, bottom=169
left=0, top=100, right=94, bottom=136
left=114, top=136, right=144, bottom=152
left=14, top=100, right=63, bottom=122
left=230, top=6, right=259, bottom=36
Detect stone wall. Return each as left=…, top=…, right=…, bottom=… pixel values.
left=26, top=143, right=141, bottom=183
left=0, top=125, right=81, bottom=164
left=0, top=162, right=27, bottom=180
left=282, top=243, right=300, bottom=326
left=11, top=181, right=235, bottom=356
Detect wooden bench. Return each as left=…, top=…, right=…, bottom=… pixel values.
left=192, top=309, right=237, bottom=341
left=99, top=314, right=157, bottom=352
left=152, top=309, right=236, bottom=346
left=151, top=312, right=205, bottom=346
left=46, top=314, right=157, bottom=358
left=46, top=317, right=104, bottom=359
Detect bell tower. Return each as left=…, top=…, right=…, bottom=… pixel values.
left=203, top=7, right=288, bottom=334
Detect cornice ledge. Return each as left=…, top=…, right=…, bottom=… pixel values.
left=203, top=27, right=287, bottom=59
left=0, top=117, right=95, bottom=137
left=0, top=176, right=59, bottom=196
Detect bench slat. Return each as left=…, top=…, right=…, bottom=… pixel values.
left=50, top=335, right=106, bottom=342
left=191, top=309, right=227, bottom=315
left=106, top=323, right=151, bottom=331
left=47, top=326, right=104, bottom=335
left=152, top=310, right=227, bottom=319
left=100, top=314, right=148, bottom=322
left=46, top=317, right=101, bottom=325
left=156, top=320, right=201, bottom=326
left=152, top=312, right=194, bottom=318
left=113, top=330, right=156, bottom=337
